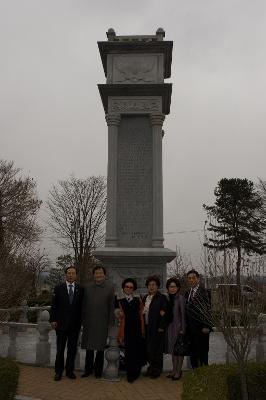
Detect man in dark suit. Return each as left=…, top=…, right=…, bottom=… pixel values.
left=50, top=265, right=83, bottom=381
left=185, top=269, right=212, bottom=369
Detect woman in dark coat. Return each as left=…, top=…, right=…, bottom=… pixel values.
left=142, top=275, right=168, bottom=379
left=117, top=278, right=145, bottom=383
left=165, top=277, right=186, bottom=380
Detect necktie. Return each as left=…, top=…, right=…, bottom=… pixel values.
left=69, top=284, right=74, bottom=304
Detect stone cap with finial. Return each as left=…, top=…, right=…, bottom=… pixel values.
left=106, top=27, right=166, bottom=42
left=99, top=28, right=172, bottom=79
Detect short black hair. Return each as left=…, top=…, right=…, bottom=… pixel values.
left=122, top=278, right=137, bottom=290
left=65, top=265, right=77, bottom=274
left=92, top=265, right=106, bottom=275
left=145, top=275, right=160, bottom=288
left=187, top=269, right=200, bottom=278
left=166, top=277, right=181, bottom=290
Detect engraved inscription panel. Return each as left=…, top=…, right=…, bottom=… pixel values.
left=117, top=116, right=153, bottom=247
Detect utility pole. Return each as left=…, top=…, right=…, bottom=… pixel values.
left=204, top=220, right=208, bottom=288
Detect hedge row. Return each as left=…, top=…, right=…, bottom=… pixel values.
left=182, top=362, right=266, bottom=400
left=0, top=358, right=19, bottom=400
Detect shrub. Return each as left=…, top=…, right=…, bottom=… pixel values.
left=227, top=362, right=266, bottom=400
left=0, top=358, right=19, bottom=400
left=182, top=364, right=230, bottom=400
left=182, top=363, right=266, bottom=400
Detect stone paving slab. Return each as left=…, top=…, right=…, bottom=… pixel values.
left=17, top=365, right=183, bottom=400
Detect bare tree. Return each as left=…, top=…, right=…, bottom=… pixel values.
left=47, top=175, right=106, bottom=284
left=0, top=160, right=43, bottom=308
left=45, top=254, right=73, bottom=288
left=167, top=247, right=192, bottom=277
left=192, top=257, right=265, bottom=400
left=0, top=160, right=42, bottom=259
left=27, top=248, right=51, bottom=295
left=0, top=255, right=34, bottom=308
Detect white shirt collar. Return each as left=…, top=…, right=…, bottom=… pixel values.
left=193, top=284, right=199, bottom=293
left=66, top=281, right=75, bottom=289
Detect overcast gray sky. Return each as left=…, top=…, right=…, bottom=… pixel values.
left=1, top=0, right=266, bottom=264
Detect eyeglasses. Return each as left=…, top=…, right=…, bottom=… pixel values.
left=169, top=285, right=178, bottom=289
left=125, top=285, right=134, bottom=289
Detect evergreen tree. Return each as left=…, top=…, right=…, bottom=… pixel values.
left=203, top=178, right=266, bottom=289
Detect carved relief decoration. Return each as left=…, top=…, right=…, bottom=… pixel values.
left=113, top=56, right=157, bottom=83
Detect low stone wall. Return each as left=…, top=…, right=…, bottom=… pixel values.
left=1, top=312, right=266, bottom=375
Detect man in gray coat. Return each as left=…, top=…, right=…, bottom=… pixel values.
left=81, top=265, right=115, bottom=378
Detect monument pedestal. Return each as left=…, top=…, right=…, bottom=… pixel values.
left=94, top=29, right=175, bottom=292
left=94, top=247, right=175, bottom=294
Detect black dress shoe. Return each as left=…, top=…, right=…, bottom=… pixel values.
left=150, top=374, right=160, bottom=379
left=143, top=370, right=151, bottom=377
left=94, top=372, right=102, bottom=379
left=81, top=371, right=92, bottom=378
left=54, top=374, right=62, bottom=381
left=172, top=372, right=182, bottom=381
left=66, top=372, right=76, bottom=379
left=166, top=374, right=173, bottom=379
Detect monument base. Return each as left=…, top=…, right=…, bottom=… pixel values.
left=93, top=247, right=176, bottom=294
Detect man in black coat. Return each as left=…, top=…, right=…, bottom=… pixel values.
left=50, top=265, right=83, bottom=381
left=185, top=269, right=212, bottom=369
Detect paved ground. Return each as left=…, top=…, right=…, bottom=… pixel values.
left=17, top=365, right=183, bottom=400
left=1, top=327, right=258, bottom=400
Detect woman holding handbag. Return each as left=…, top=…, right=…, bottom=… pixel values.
left=165, top=277, right=187, bottom=380
left=117, top=278, right=145, bottom=383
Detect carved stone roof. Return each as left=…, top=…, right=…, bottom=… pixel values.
left=98, top=29, right=173, bottom=79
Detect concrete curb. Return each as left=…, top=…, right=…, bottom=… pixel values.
left=16, top=396, right=42, bottom=400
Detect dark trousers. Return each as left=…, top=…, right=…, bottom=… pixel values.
left=124, top=337, right=143, bottom=381
left=146, top=331, right=164, bottom=377
left=55, top=330, right=79, bottom=375
left=189, top=332, right=209, bottom=368
left=84, top=349, right=104, bottom=376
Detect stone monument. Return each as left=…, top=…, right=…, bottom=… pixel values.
left=94, top=28, right=176, bottom=293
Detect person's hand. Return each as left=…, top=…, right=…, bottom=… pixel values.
left=179, top=330, right=184, bottom=335
left=202, top=328, right=210, bottom=334
left=51, top=322, right=57, bottom=329
left=118, top=337, right=124, bottom=346
left=158, top=328, right=164, bottom=333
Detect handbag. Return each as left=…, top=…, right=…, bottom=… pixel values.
left=173, top=333, right=190, bottom=356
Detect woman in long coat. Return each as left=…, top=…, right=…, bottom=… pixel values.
left=165, top=277, right=186, bottom=380
left=117, top=278, right=145, bottom=383
left=142, top=275, right=168, bottom=379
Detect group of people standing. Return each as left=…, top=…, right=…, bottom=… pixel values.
left=50, top=265, right=212, bottom=383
